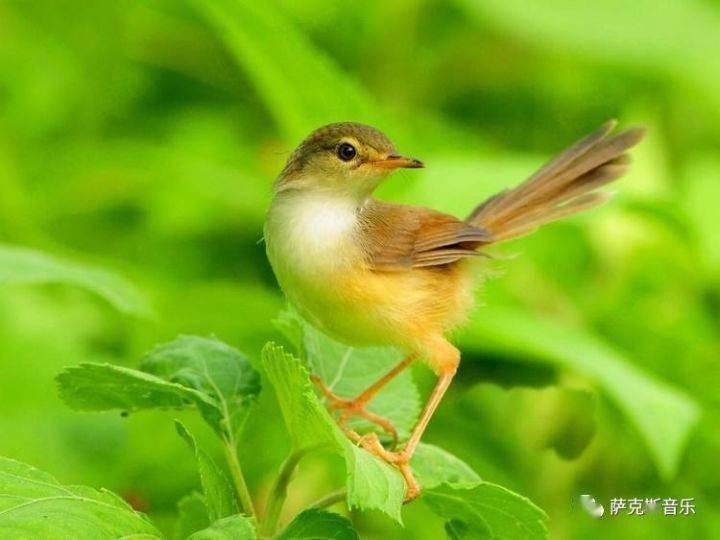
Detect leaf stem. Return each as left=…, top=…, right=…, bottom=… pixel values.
left=223, top=435, right=256, bottom=518
left=260, top=446, right=320, bottom=537
left=309, top=488, right=347, bottom=510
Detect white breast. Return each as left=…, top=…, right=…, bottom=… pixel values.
left=266, top=191, right=401, bottom=345
left=265, top=191, right=363, bottom=284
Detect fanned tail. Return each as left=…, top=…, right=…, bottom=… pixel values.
left=467, top=120, right=646, bottom=242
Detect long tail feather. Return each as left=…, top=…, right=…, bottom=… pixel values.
left=467, top=121, right=646, bottom=243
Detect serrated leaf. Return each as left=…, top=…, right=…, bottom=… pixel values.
left=0, top=243, right=152, bottom=317
left=140, top=336, right=261, bottom=438
left=272, top=309, right=306, bottom=356
left=0, top=456, right=162, bottom=539
left=411, top=444, right=481, bottom=490
left=56, top=362, right=212, bottom=412
left=282, top=309, right=420, bottom=438
left=57, top=336, right=261, bottom=440
left=175, top=492, right=210, bottom=540
left=262, top=343, right=406, bottom=522
left=278, top=509, right=358, bottom=540
left=175, top=422, right=238, bottom=523
left=188, top=514, right=256, bottom=540
left=458, top=306, right=701, bottom=479
left=424, top=482, right=548, bottom=540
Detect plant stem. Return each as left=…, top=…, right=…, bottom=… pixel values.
left=260, top=448, right=311, bottom=537
left=309, top=488, right=347, bottom=510
left=223, top=435, right=256, bottom=518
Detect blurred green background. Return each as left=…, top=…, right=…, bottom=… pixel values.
left=1, top=0, right=719, bottom=538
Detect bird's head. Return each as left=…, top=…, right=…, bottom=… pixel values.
left=274, top=122, right=423, bottom=199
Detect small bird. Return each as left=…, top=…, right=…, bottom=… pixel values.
left=264, top=120, right=645, bottom=499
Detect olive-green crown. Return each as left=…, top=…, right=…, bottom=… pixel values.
left=279, top=122, right=395, bottom=178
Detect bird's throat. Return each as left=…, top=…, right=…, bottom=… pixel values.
left=265, top=190, right=366, bottom=279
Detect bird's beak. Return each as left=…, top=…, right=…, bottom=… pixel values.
left=372, top=153, right=424, bottom=170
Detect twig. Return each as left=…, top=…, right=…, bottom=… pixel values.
left=309, top=488, right=347, bottom=510
left=260, top=448, right=313, bottom=537
left=223, top=434, right=256, bottom=518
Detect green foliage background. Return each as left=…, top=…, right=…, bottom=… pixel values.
left=1, top=0, right=719, bottom=538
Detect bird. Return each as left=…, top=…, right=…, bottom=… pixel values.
left=264, top=120, right=645, bottom=500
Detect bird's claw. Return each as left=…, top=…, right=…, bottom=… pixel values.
left=358, top=432, right=399, bottom=461
left=311, top=375, right=419, bottom=501
left=311, top=375, right=399, bottom=448
left=357, top=433, right=420, bottom=502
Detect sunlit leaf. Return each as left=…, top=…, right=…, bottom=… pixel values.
left=277, top=309, right=420, bottom=437
left=424, top=482, right=548, bottom=540
left=57, top=336, right=261, bottom=439
left=0, top=243, right=152, bottom=317
left=140, top=337, right=261, bottom=438
left=262, top=342, right=406, bottom=522
left=57, top=361, right=210, bottom=411
left=411, top=444, right=481, bottom=490
left=188, top=514, right=256, bottom=540
left=0, top=456, right=162, bottom=539
left=277, top=509, right=358, bottom=540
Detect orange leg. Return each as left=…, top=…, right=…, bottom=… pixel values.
left=312, top=354, right=416, bottom=448
left=359, top=340, right=460, bottom=501
left=359, top=366, right=456, bottom=500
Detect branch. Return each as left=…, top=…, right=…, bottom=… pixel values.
left=222, top=434, right=256, bottom=518
left=260, top=446, right=321, bottom=536
left=310, top=488, right=347, bottom=510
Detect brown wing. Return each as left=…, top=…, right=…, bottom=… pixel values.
left=360, top=199, right=492, bottom=271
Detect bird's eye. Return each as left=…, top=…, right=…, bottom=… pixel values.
left=337, top=142, right=357, bottom=161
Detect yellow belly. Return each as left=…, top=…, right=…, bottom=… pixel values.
left=281, top=263, right=475, bottom=352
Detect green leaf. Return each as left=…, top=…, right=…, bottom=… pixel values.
left=57, top=336, right=261, bottom=439
left=272, top=309, right=306, bottom=356
left=459, top=0, right=720, bottom=103
left=57, top=362, right=211, bottom=412
left=140, top=336, right=262, bottom=438
left=192, top=0, right=378, bottom=141
left=175, top=492, right=211, bottom=540
left=188, top=515, right=256, bottom=540
left=175, top=422, right=238, bottom=523
left=278, top=509, right=358, bottom=540
left=0, top=456, right=162, bottom=539
left=424, top=482, right=548, bottom=540
left=262, top=343, right=406, bottom=522
left=411, top=444, right=481, bottom=490
left=283, top=310, right=420, bottom=437
left=458, top=305, right=701, bottom=479
left=0, top=243, right=152, bottom=317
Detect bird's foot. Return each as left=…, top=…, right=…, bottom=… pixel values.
left=357, top=432, right=420, bottom=502
left=311, top=374, right=399, bottom=449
